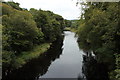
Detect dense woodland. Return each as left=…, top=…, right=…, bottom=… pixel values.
left=77, top=2, right=120, bottom=80
left=2, top=1, right=66, bottom=71
left=1, top=1, right=120, bottom=80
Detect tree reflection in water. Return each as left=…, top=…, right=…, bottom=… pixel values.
left=78, top=51, right=109, bottom=80
left=2, top=38, right=64, bottom=80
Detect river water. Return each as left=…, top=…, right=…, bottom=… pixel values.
left=40, top=31, right=84, bottom=78
left=2, top=31, right=109, bottom=80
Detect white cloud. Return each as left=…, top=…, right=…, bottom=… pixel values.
left=5, top=0, right=82, bottom=20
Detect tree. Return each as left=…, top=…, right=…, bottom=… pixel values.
left=2, top=3, right=43, bottom=54
left=3, top=1, right=22, bottom=10
left=77, top=2, right=119, bottom=80
left=30, top=9, right=64, bottom=42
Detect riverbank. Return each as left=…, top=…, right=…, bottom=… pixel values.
left=2, top=35, right=64, bottom=80
left=64, top=27, right=77, bottom=32
left=12, top=43, right=51, bottom=69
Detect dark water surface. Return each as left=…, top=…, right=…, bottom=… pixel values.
left=40, top=31, right=84, bottom=78
left=2, top=31, right=109, bottom=80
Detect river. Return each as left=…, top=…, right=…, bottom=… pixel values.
left=40, top=31, right=84, bottom=78
left=2, top=31, right=109, bottom=80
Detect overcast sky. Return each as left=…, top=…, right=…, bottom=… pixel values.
left=5, top=0, right=82, bottom=20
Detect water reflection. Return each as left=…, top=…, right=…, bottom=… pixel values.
left=2, top=38, right=64, bottom=80
left=40, top=31, right=83, bottom=78
left=2, top=31, right=109, bottom=80
left=80, top=52, right=109, bottom=80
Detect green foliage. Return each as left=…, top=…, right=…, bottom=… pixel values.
left=2, top=3, right=13, bottom=15
left=2, top=2, right=64, bottom=70
left=2, top=3, right=44, bottom=69
left=115, top=54, right=120, bottom=69
left=64, top=20, right=72, bottom=27
left=11, top=43, right=50, bottom=69
left=2, top=50, right=15, bottom=68
left=2, top=6, right=41, bottom=53
left=3, top=1, right=22, bottom=10
left=77, top=2, right=119, bottom=79
left=109, top=54, right=120, bottom=80
left=30, top=9, right=64, bottom=42
left=70, top=20, right=80, bottom=29
left=64, top=20, right=79, bottom=32
left=78, top=2, right=119, bottom=60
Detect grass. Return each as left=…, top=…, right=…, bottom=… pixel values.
left=64, top=27, right=77, bottom=32
left=13, top=43, right=51, bottom=68
left=70, top=28, right=77, bottom=32
left=64, top=27, right=71, bottom=31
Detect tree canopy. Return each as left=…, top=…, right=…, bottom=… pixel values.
left=77, top=2, right=120, bottom=80
left=2, top=1, right=65, bottom=70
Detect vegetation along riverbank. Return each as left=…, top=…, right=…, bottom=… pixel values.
left=76, top=2, right=120, bottom=80
left=64, top=2, right=120, bottom=80
left=2, top=1, right=68, bottom=73
left=1, top=1, right=120, bottom=80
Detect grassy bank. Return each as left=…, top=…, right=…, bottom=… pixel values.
left=64, top=27, right=77, bottom=32
left=12, top=43, right=51, bottom=69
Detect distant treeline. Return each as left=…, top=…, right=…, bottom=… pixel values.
left=1, top=1, right=69, bottom=70
left=76, top=2, right=120, bottom=80
left=64, top=19, right=80, bottom=28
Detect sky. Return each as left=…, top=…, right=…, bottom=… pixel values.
left=5, top=0, right=82, bottom=20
